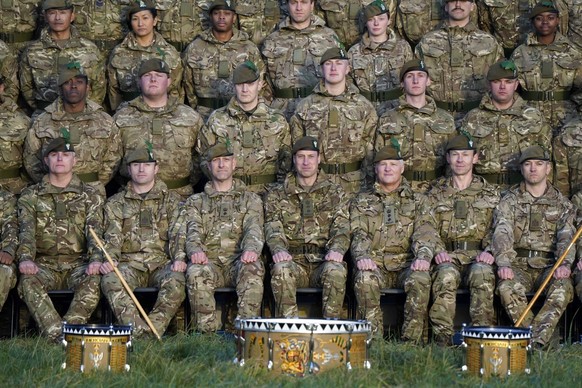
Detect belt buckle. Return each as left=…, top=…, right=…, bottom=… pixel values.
left=542, top=91, right=553, bottom=101
left=294, top=88, right=304, bottom=98
left=528, top=250, right=537, bottom=258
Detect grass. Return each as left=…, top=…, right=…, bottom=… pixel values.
left=1, top=333, right=582, bottom=387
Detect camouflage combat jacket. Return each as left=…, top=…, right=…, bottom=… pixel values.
left=553, top=118, right=582, bottom=197
left=0, top=39, right=19, bottom=102
left=0, top=97, right=30, bottom=195
left=0, top=188, right=17, bottom=258
left=0, top=0, right=39, bottom=52
left=236, top=0, right=281, bottom=45
left=564, top=0, right=582, bottom=51
left=71, top=0, right=128, bottom=52
left=156, top=0, right=211, bottom=51
left=395, top=0, right=445, bottom=46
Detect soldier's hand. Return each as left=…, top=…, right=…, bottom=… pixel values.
left=241, top=251, right=259, bottom=264
left=497, top=266, right=514, bottom=280
left=475, top=251, right=495, bottom=265
left=19, top=260, right=39, bottom=275
left=99, top=261, right=116, bottom=275
left=272, top=251, right=292, bottom=263
left=554, top=265, right=571, bottom=279
left=86, top=262, right=102, bottom=275
left=434, top=251, right=452, bottom=264
left=191, top=252, right=209, bottom=264
left=325, top=250, right=344, bottom=262
left=172, top=261, right=187, bottom=272
left=0, top=252, right=14, bottom=265
left=356, top=258, right=377, bottom=271
left=410, top=259, right=430, bottom=272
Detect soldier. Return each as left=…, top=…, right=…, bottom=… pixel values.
left=199, top=61, right=291, bottom=194
left=71, top=0, right=126, bottom=54
left=554, top=118, right=582, bottom=198
left=348, top=0, right=413, bottom=116
left=511, top=1, right=582, bottom=135
left=24, top=63, right=122, bottom=197
left=415, top=0, right=503, bottom=122
left=182, top=0, right=268, bottom=121
left=156, top=0, right=211, bottom=52
left=414, top=133, right=499, bottom=346
left=19, top=0, right=106, bottom=113
left=107, top=0, right=183, bottom=111
left=491, top=145, right=576, bottom=349
left=0, top=39, right=19, bottom=103
left=261, top=0, right=339, bottom=120
left=17, top=137, right=104, bottom=341
left=114, top=58, right=204, bottom=198
left=0, top=0, right=39, bottom=54
left=290, top=47, right=377, bottom=196
left=0, top=187, right=17, bottom=313
left=0, top=75, right=30, bottom=195
left=350, top=142, right=429, bottom=339
left=395, top=0, right=445, bottom=46
left=563, top=0, right=582, bottom=51
left=461, top=59, right=552, bottom=189
left=376, top=59, right=456, bottom=192
left=176, top=143, right=265, bottom=333
left=100, top=146, right=185, bottom=338
left=236, top=0, right=281, bottom=45
left=265, top=136, right=349, bottom=319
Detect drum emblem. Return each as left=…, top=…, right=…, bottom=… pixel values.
left=89, top=344, right=104, bottom=369
left=278, top=339, right=308, bottom=376
left=489, top=348, right=503, bottom=376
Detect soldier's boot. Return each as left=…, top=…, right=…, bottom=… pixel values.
left=354, top=269, right=382, bottom=335
left=236, top=260, right=265, bottom=318
left=149, top=271, right=186, bottom=335
left=429, top=263, right=460, bottom=340
left=402, top=270, right=431, bottom=343
left=468, top=262, right=496, bottom=326
left=531, top=278, right=573, bottom=346
left=64, top=274, right=101, bottom=324
left=320, top=261, right=347, bottom=319
left=271, top=261, right=298, bottom=317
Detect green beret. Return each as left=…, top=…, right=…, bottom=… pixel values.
left=364, top=0, right=389, bottom=20
left=42, top=0, right=72, bottom=11
left=320, top=47, right=348, bottom=65
left=292, top=136, right=319, bottom=154
left=487, top=59, right=518, bottom=81
left=206, top=142, right=234, bottom=162
left=233, top=61, right=259, bottom=84
left=126, top=148, right=156, bottom=164
left=209, top=0, right=236, bottom=13
left=399, top=59, right=428, bottom=82
left=138, top=58, right=170, bottom=77
left=127, top=0, right=156, bottom=21
left=519, top=145, right=550, bottom=163
left=374, top=143, right=402, bottom=163
left=446, top=133, right=476, bottom=152
left=58, top=61, right=87, bottom=86
left=43, top=137, right=74, bottom=158
left=530, top=1, right=559, bottom=19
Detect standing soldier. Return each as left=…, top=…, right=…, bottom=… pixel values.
left=156, top=0, right=211, bottom=52
left=261, top=0, right=339, bottom=120
left=376, top=59, right=456, bottom=192
left=17, top=137, right=104, bottom=341
left=554, top=118, right=582, bottom=198
left=563, top=0, right=582, bottom=51
left=492, top=145, right=576, bottom=349
left=0, top=0, right=39, bottom=54
left=350, top=142, right=429, bottom=340
left=71, top=0, right=126, bottom=54
left=395, top=0, right=445, bottom=46
left=182, top=0, right=268, bottom=120
left=0, top=40, right=19, bottom=103
left=414, top=133, right=499, bottom=346
left=20, top=0, right=106, bottom=112
left=114, top=58, right=204, bottom=198
left=0, top=187, right=17, bottom=312
left=415, top=0, right=503, bottom=123
left=290, top=47, right=377, bottom=196
left=176, top=143, right=265, bottom=333
left=199, top=61, right=291, bottom=194
left=24, top=63, right=122, bottom=197
left=348, top=0, right=413, bottom=116
left=461, top=59, right=552, bottom=189
left=100, top=145, right=185, bottom=338
left=235, top=0, right=281, bottom=45
left=265, top=136, right=350, bottom=319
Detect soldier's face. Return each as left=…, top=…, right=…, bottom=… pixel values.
left=446, top=150, right=477, bottom=176
left=521, top=160, right=551, bottom=185
left=366, top=13, right=389, bottom=38
left=533, top=12, right=559, bottom=37
left=44, top=151, right=77, bottom=175
left=131, top=10, right=158, bottom=37
left=288, top=0, right=314, bottom=25
left=322, top=59, right=350, bottom=85
left=211, top=9, right=236, bottom=33
left=401, top=71, right=430, bottom=97
left=294, top=150, right=320, bottom=180
left=139, top=71, right=171, bottom=98
left=61, top=76, right=89, bottom=105
left=45, top=9, right=75, bottom=33
left=489, top=78, right=518, bottom=105
left=129, top=162, right=158, bottom=186
left=375, top=160, right=404, bottom=187
left=235, top=78, right=262, bottom=106
left=209, top=156, right=236, bottom=182
left=445, top=0, right=474, bottom=22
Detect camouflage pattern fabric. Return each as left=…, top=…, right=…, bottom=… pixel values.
left=71, top=0, right=127, bottom=52
left=554, top=118, right=582, bottom=198
left=155, top=0, right=211, bottom=50
left=0, top=189, right=17, bottom=311
left=235, top=0, right=280, bottom=45
left=395, top=0, right=445, bottom=46
left=0, top=97, right=31, bottom=195
left=0, top=39, right=19, bottom=102
left=564, top=0, right=582, bottom=51
left=0, top=0, right=39, bottom=53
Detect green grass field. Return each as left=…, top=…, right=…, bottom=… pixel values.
left=2, top=333, right=582, bottom=387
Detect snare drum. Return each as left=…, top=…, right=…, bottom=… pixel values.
left=62, top=324, right=133, bottom=372
left=234, top=318, right=372, bottom=376
left=461, top=326, right=531, bottom=378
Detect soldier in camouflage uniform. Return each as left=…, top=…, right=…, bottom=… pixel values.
left=71, top=0, right=127, bottom=54
left=414, top=133, right=499, bottom=346
left=20, top=0, right=106, bottom=112
left=553, top=118, right=582, bottom=198
left=17, top=137, right=104, bottom=341
left=376, top=60, right=456, bottom=192
left=156, top=0, right=211, bottom=52
left=395, top=0, right=445, bottom=46
left=182, top=0, right=268, bottom=121
left=199, top=61, right=291, bottom=194
left=107, top=0, right=183, bottom=111
left=415, top=0, right=503, bottom=123
left=100, top=146, right=185, bottom=337
left=0, top=39, right=19, bottom=103
left=0, top=76, right=30, bottom=195
left=563, top=0, right=582, bottom=51
left=236, top=0, right=280, bottom=45
left=0, top=188, right=17, bottom=312
left=0, top=0, right=39, bottom=53
left=491, top=145, right=576, bottom=348
left=114, top=58, right=204, bottom=198
left=176, top=143, right=265, bottom=333
left=265, top=136, right=349, bottom=318
left=24, top=63, right=122, bottom=197
left=261, top=0, right=339, bottom=120
left=511, top=1, right=582, bottom=135
left=347, top=0, right=413, bottom=116
left=461, top=59, right=552, bottom=189
left=350, top=142, right=429, bottom=339
left=290, top=47, right=377, bottom=196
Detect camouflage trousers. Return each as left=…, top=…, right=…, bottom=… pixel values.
left=354, top=265, right=431, bottom=342
left=101, top=262, right=186, bottom=337
left=186, top=260, right=265, bottom=333
left=430, top=261, right=496, bottom=338
left=0, top=263, right=16, bottom=311
left=271, top=259, right=347, bottom=319
left=497, top=264, right=573, bottom=346
left=17, top=262, right=101, bottom=339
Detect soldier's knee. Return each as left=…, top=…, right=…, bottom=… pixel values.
left=433, top=264, right=460, bottom=284
left=468, top=263, right=495, bottom=285
left=406, top=270, right=431, bottom=289
left=271, top=261, right=294, bottom=278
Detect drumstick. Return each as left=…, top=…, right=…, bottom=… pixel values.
left=515, top=225, right=582, bottom=327
left=89, top=226, right=162, bottom=341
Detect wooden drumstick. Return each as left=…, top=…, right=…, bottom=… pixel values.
left=515, top=225, right=582, bottom=327
left=89, top=227, right=162, bottom=341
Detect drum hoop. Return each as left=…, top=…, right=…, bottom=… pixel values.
left=62, top=324, right=133, bottom=336
left=235, top=318, right=371, bottom=334
left=461, top=326, right=531, bottom=340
